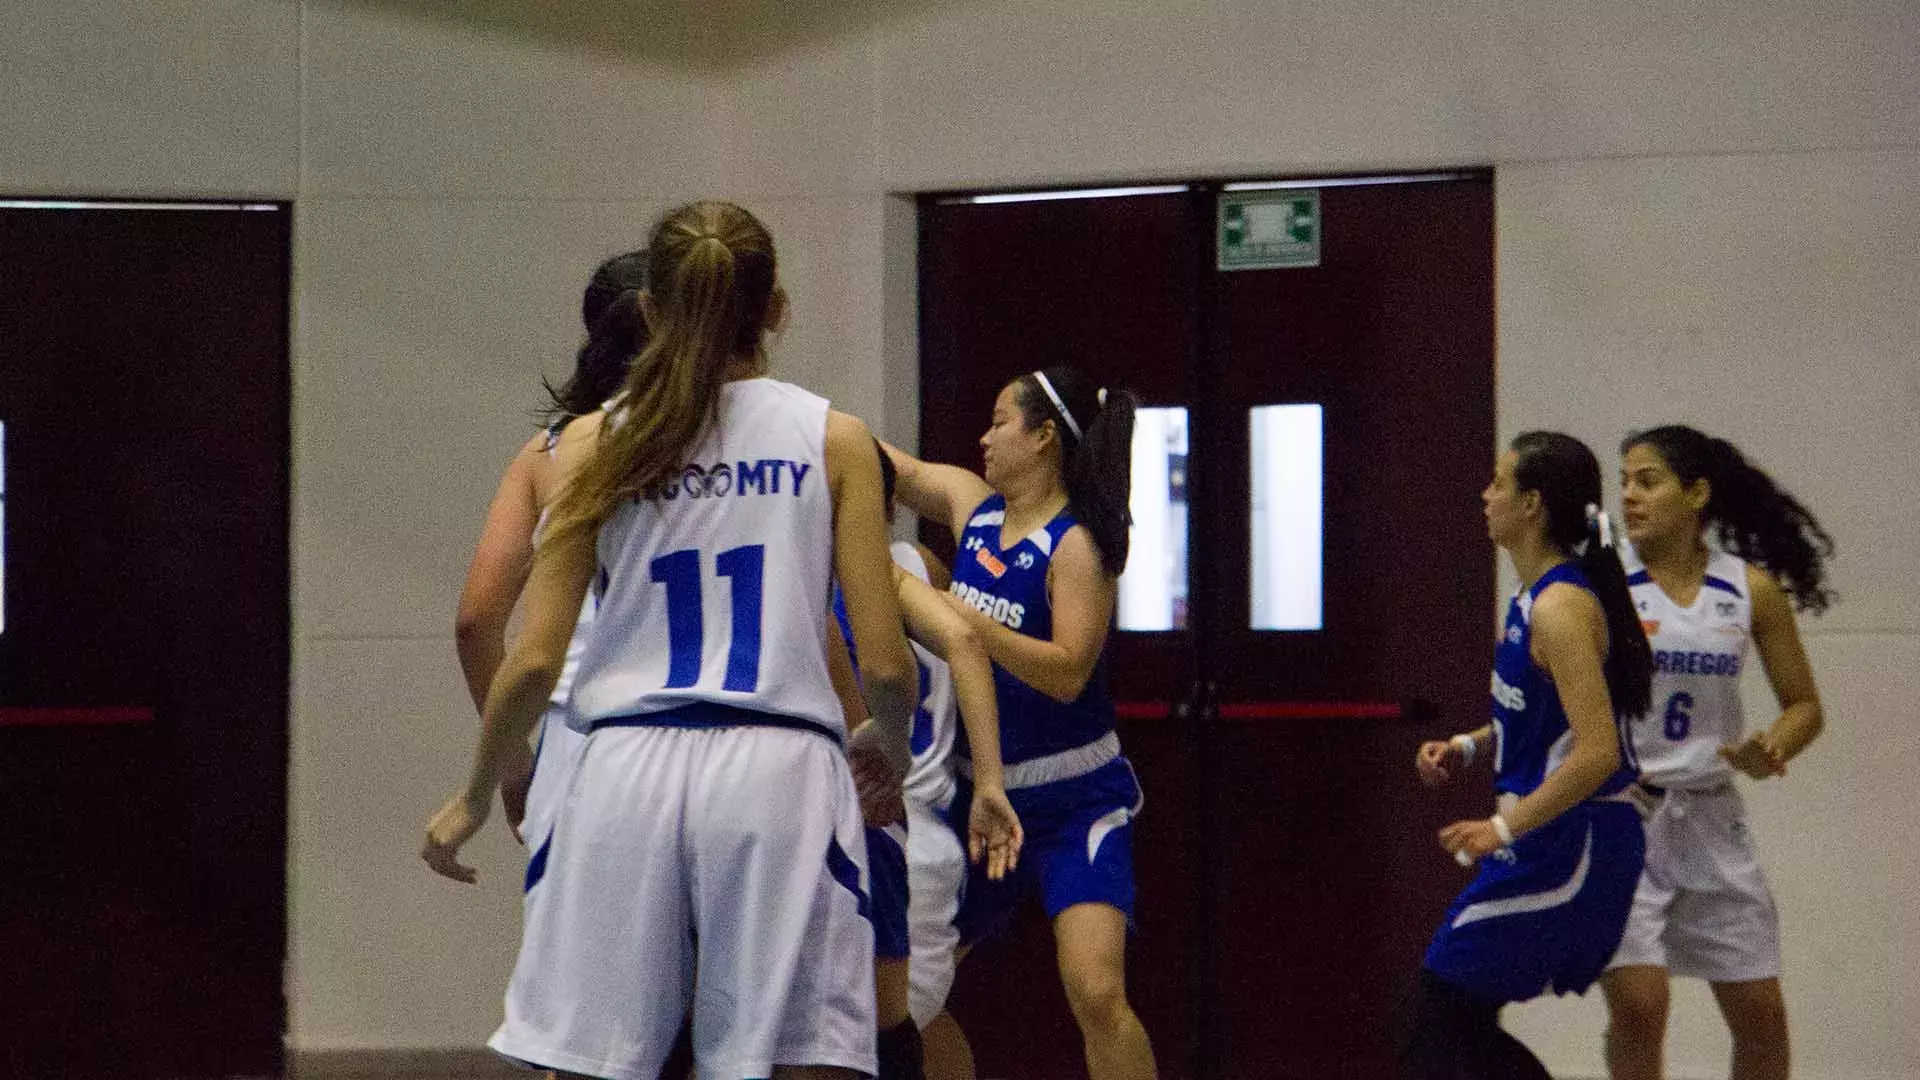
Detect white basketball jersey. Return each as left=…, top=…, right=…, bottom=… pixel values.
left=894, top=541, right=957, bottom=806
left=1626, top=548, right=1753, bottom=788
left=568, top=379, right=841, bottom=737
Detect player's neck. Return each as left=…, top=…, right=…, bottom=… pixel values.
left=1507, top=533, right=1566, bottom=590
left=1635, top=532, right=1709, bottom=583
left=1000, top=478, right=1067, bottom=534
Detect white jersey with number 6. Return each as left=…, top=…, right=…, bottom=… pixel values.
left=1625, top=547, right=1753, bottom=789
left=568, top=378, right=841, bottom=737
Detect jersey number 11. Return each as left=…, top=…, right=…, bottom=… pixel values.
left=649, top=545, right=765, bottom=692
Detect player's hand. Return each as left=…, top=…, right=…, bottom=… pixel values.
left=847, top=724, right=906, bottom=827
left=967, top=784, right=1024, bottom=881
left=500, top=740, right=535, bottom=844
left=1416, top=739, right=1464, bottom=787
left=1623, top=782, right=1663, bottom=822
left=1719, top=733, right=1788, bottom=780
left=423, top=791, right=489, bottom=883
left=938, top=590, right=981, bottom=625
left=1438, top=817, right=1504, bottom=866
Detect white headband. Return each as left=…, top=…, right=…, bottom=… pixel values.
left=1031, top=370, right=1082, bottom=440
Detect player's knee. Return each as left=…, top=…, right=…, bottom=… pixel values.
left=1061, top=963, right=1129, bottom=1034
left=1606, top=983, right=1670, bottom=1044
left=1722, top=991, right=1788, bottom=1049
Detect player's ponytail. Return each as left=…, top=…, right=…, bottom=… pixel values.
left=549, top=202, right=777, bottom=544
left=544, top=285, right=650, bottom=422
left=1512, top=431, right=1653, bottom=719
left=1016, top=367, right=1135, bottom=575
left=1622, top=425, right=1835, bottom=614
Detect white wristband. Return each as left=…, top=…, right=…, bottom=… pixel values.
left=1450, top=733, right=1478, bottom=767
left=1490, top=814, right=1515, bottom=847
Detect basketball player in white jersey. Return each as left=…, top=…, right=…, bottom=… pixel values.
left=424, top=201, right=917, bottom=1080
left=454, top=250, right=646, bottom=847
left=1602, top=426, right=1833, bottom=1080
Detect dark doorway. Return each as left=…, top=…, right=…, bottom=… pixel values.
left=918, top=175, right=1495, bottom=1080
left=0, top=200, right=291, bottom=1078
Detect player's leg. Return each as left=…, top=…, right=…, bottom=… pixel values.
left=1602, top=966, right=1672, bottom=1080
left=1401, top=967, right=1551, bottom=1080
left=1689, top=789, right=1788, bottom=1080
left=1042, top=763, right=1153, bottom=1080
left=869, top=821, right=923, bottom=1079
left=920, top=1008, right=975, bottom=1080
left=1054, top=903, right=1155, bottom=1080
left=1711, top=978, right=1789, bottom=1080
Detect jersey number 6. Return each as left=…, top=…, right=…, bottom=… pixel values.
left=1662, top=691, right=1694, bottom=742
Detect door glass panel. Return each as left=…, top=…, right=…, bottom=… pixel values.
left=1117, top=406, right=1189, bottom=631
left=1249, top=404, right=1323, bottom=630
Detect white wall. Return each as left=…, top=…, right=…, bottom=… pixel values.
left=7, top=0, right=1918, bottom=1071
left=289, top=0, right=715, bottom=1049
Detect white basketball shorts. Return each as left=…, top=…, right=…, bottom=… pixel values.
left=1608, top=784, right=1781, bottom=983
left=905, top=788, right=968, bottom=1028
left=491, top=720, right=877, bottom=1079
left=518, top=705, right=587, bottom=856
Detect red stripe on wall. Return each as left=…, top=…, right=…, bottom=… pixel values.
left=1113, top=701, right=1404, bottom=721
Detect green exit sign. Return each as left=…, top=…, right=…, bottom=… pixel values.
left=1218, top=190, right=1321, bottom=271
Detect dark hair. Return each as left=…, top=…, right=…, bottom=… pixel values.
left=548, top=202, right=777, bottom=544
left=1511, top=431, right=1653, bottom=719
left=1012, top=366, right=1136, bottom=576
left=580, top=249, right=650, bottom=329
left=1622, top=425, right=1835, bottom=614
left=873, top=437, right=897, bottom=518
left=545, top=250, right=651, bottom=421
left=545, top=287, right=649, bottom=420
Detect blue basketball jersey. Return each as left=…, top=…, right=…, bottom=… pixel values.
left=1492, top=562, right=1639, bottom=800
left=948, top=495, right=1114, bottom=765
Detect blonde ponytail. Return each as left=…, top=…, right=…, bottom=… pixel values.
left=547, top=202, right=777, bottom=545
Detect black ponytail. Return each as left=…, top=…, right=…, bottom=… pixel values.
left=1623, top=425, right=1836, bottom=614
left=580, top=248, right=650, bottom=329
left=545, top=287, right=650, bottom=421
left=1015, top=367, right=1136, bottom=575
left=545, top=250, right=651, bottom=423
left=1512, top=431, right=1654, bottom=719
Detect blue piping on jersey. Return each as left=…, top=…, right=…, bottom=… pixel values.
left=825, top=835, right=873, bottom=923
left=524, top=828, right=554, bottom=892
left=1702, top=574, right=1744, bottom=598
left=1626, top=570, right=1652, bottom=586
left=586, top=700, right=842, bottom=746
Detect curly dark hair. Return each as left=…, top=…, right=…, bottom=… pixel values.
left=1623, top=425, right=1836, bottom=614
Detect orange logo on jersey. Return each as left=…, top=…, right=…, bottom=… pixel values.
left=974, top=547, right=1008, bottom=578
left=1641, top=620, right=1661, bottom=636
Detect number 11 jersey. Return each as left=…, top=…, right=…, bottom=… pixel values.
left=568, top=378, right=842, bottom=739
